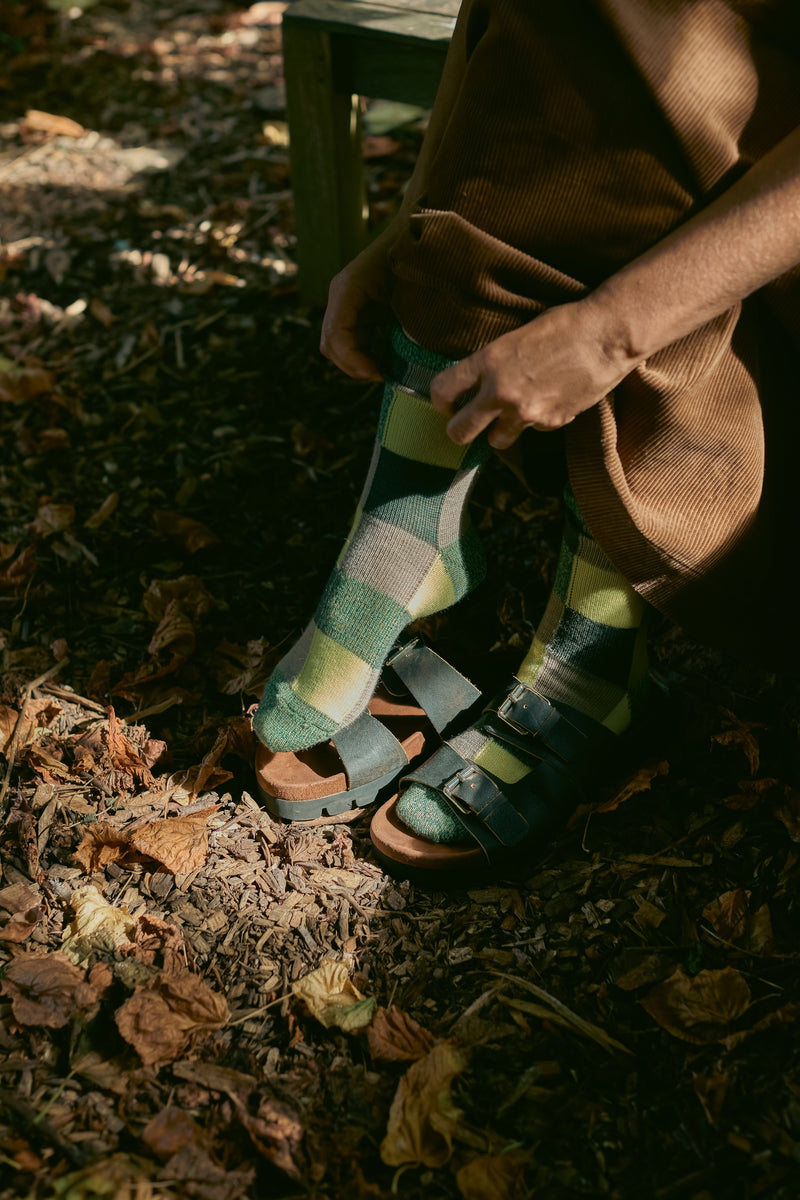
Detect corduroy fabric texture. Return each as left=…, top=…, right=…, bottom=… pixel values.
left=387, top=0, right=800, bottom=662
left=396, top=487, right=650, bottom=845
left=253, top=328, right=491, bottom=753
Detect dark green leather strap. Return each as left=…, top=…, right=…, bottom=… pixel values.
left=332, top=709, right=408, bottom=790
left=383, top=638, right=481, bottom=735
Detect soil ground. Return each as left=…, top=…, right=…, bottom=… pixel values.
left=1, top=4, right=800, bottom=1199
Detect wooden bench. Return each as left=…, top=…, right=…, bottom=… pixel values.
left=282, top=0, right=459, bottom=303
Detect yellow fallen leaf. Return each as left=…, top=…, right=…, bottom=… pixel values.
left=61, top=884, right=137, bottom=965
left=292, top=960, right=376, bottom=1032
left=380, top=1042, right=466, bottom=1167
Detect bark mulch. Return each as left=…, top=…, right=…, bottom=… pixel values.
left=2, top=3, right=800, bottom=1198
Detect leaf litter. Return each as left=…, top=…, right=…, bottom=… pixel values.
left=1, top=2, right=800, bottom=1198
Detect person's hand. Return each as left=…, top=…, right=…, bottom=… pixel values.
left=429, top=297, right=640, bottom=449
left=320, top=235, right=395, bottom=380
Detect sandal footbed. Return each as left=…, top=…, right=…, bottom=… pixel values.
left=255, top=688, right=429, bottom=804
left=370, top=795, right=484, bottom=871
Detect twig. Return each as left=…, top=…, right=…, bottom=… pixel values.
left=492, top=971, right=632, bottom=1055
left=0, top=660, right=67, bottom=819
left=39, top=683, right=106, bottom=714
left=121, top=694, right=183, bottom=724
left=0, top=1086, right=87, bottom=1168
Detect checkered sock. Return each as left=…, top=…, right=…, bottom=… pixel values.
left=396, top=489, right=650, bottom=844
left=253, top=328, right=491, bottom=754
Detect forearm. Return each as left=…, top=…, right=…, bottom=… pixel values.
left=592, top=125, right=800, bottom=367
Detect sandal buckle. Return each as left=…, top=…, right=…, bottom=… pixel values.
left=385, top=637, right=419, bottom=669
left=443, top=765, right=478, bottom=812
left=498, top=682, right=543, bottom=735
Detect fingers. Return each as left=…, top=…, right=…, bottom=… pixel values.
left=429, top=357, right=482, bottom=417
left=320, top=327, right=383, bottom=380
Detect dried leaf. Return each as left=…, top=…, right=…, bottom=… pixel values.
left=143, top=575, right=216, bottom=624
left=84, top=491, right=119, bottom=529
left=721, top=1002, right=800, bottom=1050
left=214, top=637, right=274, bottom=697
left=292, top=960, right=376, bottom=1032
left=154, top=509, right=220, bottom=553
left=60, top=884, right=137, bottom=965
left=712, top=709, right=763, bottom=776
left=89, top=299, right=116, bottom=328
left=20, top=109, right=85, bottom=139
left=367, top=1005, right=437, bottom=1062
left=380, top=1041, right=466, bottom=1167
left=129, top=805, right=219, bottom=874
left=772, top=789, right=800, bottom=842
left=0, top=906, right=40, bottom=943
left=640, top=967, right=752, bottom=1044
left=73, top=823, right=132, bottom=873
left=29, top=500, right=75, bottom=539
left=702, top=889, right=749, bottom=942
left=456, top=1154, right=527, bottom=1200
left=0, top=361, right=56, bottom=404
left=596, top=760, right=669, bottom=813
left=143, top=1106, right=202, bottom=1160
left=130, top=912, right=186, bottom=974
left=115, top=971, right=228, bottom=1066
left=234, top=1095, right=304, bottom=1179
left=181, top=718, right=255, bottom=796
left=692, top=1071, right=731, bottom=1128
left=1, top=951, right=100, bottom=1027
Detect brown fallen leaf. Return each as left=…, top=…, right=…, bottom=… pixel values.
left=29, top=500, right=75, bottom=539
left=456, top=1154, right=528, bottom=1200
left=130, top=912, right=186, bottom=974
left=292, top=960, right=376, bottom=1032
left=129, top=805, right=219, bottom=874
left=181, top=718, right=255, bottom=796
left=610, top=951, right=674, bottom=992
left=702, top=889, right=749, bottom=942
left=89, top=299, right=116, bottom=328
left=772, top=788, right=800, bottom=843
left=20, top=109, right=85, bottom=139
left=153, top=509, right=220, bottom=553
left=0, top=543, right=36, bottom=589
left=0, top=361, right=56, bottom=404
left=214, top=637, right=275, bottom=697
left=143, top=575, right=217, bottom=625
left=0, top=906, right=40, bottom=943
left=143, top=1106, right=203, bottom=1161
left=596, top=760, right=669, bottom=813
left=115, top=971, right=228, bottom=1067
left=640, top=967, right=752, bottom=1044
left=367, top=1005, right=437, bottom=1062
left=712, top=709, right=764, bottom=776
left=693, top=1071, right=731, bottom=1128
left=84, top=491, right=119, bottom=529
left=1, top=951, right=100, bottom=1028
left=721, top=1002, right=800, bottom=1051
left=380, top=1041, right=467, bottom=1168
left=233, top=1095, right=304, bottom=1180
left=73, top=823, right=132, bottom=873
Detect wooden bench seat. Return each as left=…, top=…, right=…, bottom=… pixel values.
left=282, top=0, right=458, bottom=302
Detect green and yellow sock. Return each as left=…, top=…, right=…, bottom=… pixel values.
left=396, top=489, right=650, bottom=843
left=254, top=328, right=491, bottom=754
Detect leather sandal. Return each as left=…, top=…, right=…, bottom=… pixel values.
left=370, top=678, right=619, bottom=882
left=255, top=638, right=482, bottom=822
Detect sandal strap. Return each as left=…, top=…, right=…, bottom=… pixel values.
left=483, top=680, right=614, bottom=771
left=382, top=637, right=481, bottom=736
left=401, top=743, right=530, bottom=846
left=399, top=682, right=617, bottom=862
left=332, top=709, right=408, bottom=790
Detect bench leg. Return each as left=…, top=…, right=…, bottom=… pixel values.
left=283, top=23, right=367, bottom=305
